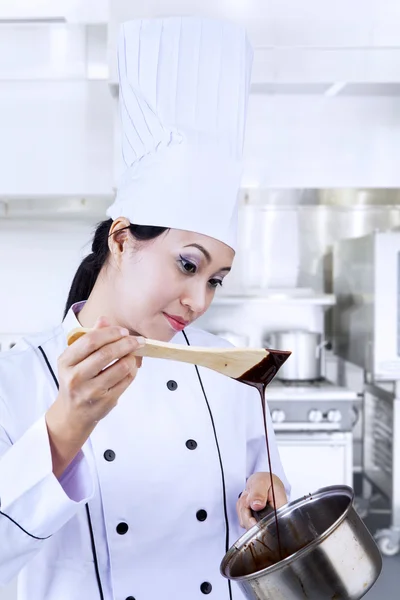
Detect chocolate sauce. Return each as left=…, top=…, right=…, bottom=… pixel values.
left=237, top=349, right=291, bottom=560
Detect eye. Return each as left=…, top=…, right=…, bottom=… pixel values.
left=209, top=278, right=223, bottom=289
left=179, top=256, right=197, bottom=274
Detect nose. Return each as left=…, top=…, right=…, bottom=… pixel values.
left=181, top=280, right=209, bottom=316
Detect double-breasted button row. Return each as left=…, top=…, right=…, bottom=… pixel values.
left=105, top=438, right=197, bottom=462
left=104, top=378, right=211, bottom=595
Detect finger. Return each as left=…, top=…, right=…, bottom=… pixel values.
left=240, top=494, right=258, bottom=530
left=87, top=352, right=140, bottom=393
left=107, top=369, right=138, bottom=403
left=246, top=479, right=268, bottom=512
left=66, top=317, right=111, bottom=346
left=85, top=368, right=139, bottom=421
left=76, top=336, right=143, bottom=380
left=64, top=326, right=136, bottom=367
left=236, top=495, right=246, bottom=529
left=237, top=492, right=257, bottom=530
left=268, top=477, right=288, bottom=509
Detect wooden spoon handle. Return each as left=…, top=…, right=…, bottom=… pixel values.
left=66, top=327, right=268, bottom=378
left=135, top=338, right=268, bottom=378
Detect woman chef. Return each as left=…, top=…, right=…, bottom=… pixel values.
left=0, top=16, right=290, bottom=600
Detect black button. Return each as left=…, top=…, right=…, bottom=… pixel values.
left=196, top=509, right=207, bottom=522
left=116, top=522, right=129, bottom=535
left=104, top=449, right=116, bottom=462
left=125, top=597, right=136, bottom=600
left=201, top=582, right=212, bottom=594
left=186, top=439, right=198, bottom=450
left=167, top=380, right=178, bottom=391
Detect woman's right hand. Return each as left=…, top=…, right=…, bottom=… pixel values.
left=45, top=317, right=144, bottom=478
left=57, top=316, right=144, bottom=425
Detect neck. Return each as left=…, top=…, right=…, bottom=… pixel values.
left=76, top=275, right=116, bottom=328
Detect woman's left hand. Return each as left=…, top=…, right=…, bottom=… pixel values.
left=237, top=472, right=288, bottom=530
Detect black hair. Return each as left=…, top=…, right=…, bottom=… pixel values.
left=63, top=218, right=168, bottom=318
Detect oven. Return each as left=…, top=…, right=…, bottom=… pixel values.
left=267, top=379, right=359, bottom=502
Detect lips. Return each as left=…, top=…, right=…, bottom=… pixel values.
left=163, top=313, right=189, bottom=331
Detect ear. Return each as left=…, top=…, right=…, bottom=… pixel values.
left=108, top=217, right=132, bottom=259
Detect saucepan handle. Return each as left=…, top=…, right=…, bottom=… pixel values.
left=251, top=503, right=275, bottom=522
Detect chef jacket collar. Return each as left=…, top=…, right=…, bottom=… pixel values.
left=62, top=301, right=86, bottom=342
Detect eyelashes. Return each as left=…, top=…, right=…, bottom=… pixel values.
left=178, top=256, right=223, bottom=288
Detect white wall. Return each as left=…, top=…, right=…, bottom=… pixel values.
left=112, top=92, right=400, bottom=190
left=242, top=94, right=400, bottom=188
left=0, top=219, right=96, bottom=335
left=0, top=80, right=114, bottom=198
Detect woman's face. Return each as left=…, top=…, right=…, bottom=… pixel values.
left=105, top=220, right=235, bottom=341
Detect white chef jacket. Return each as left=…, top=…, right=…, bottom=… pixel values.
left=0, top=303, right=290, bottom=600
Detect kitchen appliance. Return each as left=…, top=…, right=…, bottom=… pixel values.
left=213, top=331, right=249, bottom=347
left=264, top=330, right=327, bottom=381
left=333, top=231, right=400, bottom=555
left=333, top=230, right=400, bottom=381
left=266, top=379, right=359, bottom=501
left=0, top=335, right=18, bottom=352
left=361, top=382, right=400, bottom=557
left=220, top=485, right=382, bottom=600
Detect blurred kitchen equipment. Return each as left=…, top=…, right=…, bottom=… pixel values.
left=333, top=231, right=400, bottom=381
left=333, top=231, right=400, bottom=555
left=213, top=331, right=249, bottom=347
left=264, top=330, right=328, bottom=381
left=361, top=382, right=400, bottom=557
left=0, top=335, right=18, bottom=352
left=267, top=379, right=359, bottom=500
left=221, top=485, right=382, bottom=600
left=229, top=205, right=301, bottom=290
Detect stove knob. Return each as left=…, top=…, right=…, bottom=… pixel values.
left=327, top=409, right=342, bottom=423
left=271, top=409, right=286, bottom=423
left=308, top=409, right=323, bottom=423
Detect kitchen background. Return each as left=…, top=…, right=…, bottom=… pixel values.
left=1, top=0, right=400, bottom=598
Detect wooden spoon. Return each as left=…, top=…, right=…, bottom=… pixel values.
left=67, top=327, right=291, bottom=381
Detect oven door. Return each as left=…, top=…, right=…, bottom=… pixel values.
left=276, top=431, right=353, bottom=501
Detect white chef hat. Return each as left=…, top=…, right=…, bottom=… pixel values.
left=106, top=17, right=253, bottom=250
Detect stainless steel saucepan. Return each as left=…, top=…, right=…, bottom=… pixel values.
left=221, top=485, right=382, bottom=600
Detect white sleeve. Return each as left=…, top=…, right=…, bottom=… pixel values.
left=0, top=413, right=94, bottom=584
left=246, top=386, right=291, bottom=500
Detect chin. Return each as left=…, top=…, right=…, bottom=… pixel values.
left=159, top=330, right=178, bottom=343
left=140, top=326, right=175, bottom=343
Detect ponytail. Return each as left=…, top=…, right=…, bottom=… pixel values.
left=63, top=219, right=167, bottom=318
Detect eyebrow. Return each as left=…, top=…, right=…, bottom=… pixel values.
left=183, top=244, right=231, bottom=272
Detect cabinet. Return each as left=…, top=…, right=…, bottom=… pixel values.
left=0, top=81, right=113, bottom=198
left=277, top=432, right=353, bottom=501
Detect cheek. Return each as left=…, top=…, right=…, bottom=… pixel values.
left=118, top=256, right=179, bottom=312
left=204, top=291, right=216, bottom=313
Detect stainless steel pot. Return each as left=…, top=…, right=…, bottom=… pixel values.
left=265, top=331, right=326, bottom=381
left=221, top=486, right=382, bottom=600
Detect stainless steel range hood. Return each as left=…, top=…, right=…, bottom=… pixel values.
left=0, top=196, right=111, bottom=220
left=239, top=188, right=400, bottom=207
